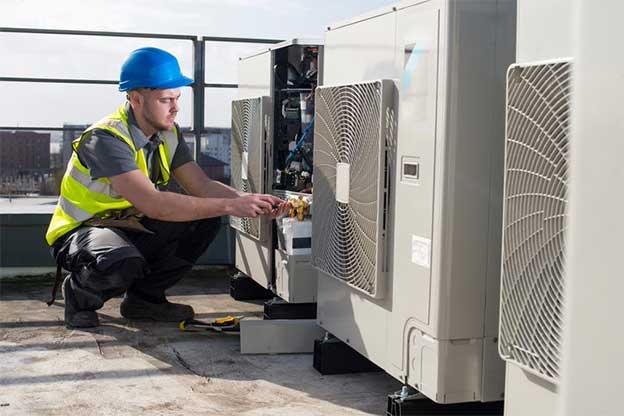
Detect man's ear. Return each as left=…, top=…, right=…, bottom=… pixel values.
left=127, top=90, right=142, bottom=106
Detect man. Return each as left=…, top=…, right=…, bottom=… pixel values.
left=46, top=47, right=287, bottom=329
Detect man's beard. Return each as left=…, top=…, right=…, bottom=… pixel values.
left=144, top=110, right=173, bottom=131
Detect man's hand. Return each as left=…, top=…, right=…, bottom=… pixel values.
left=268, top=199, right=290, bottom=219
left=229, top=194, right=288, bottom=218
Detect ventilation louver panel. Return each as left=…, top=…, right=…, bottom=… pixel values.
left=499, top=60, right=572, bottom=384
left=230, top=96, right=269, bottom=241
left=312, top=80, right=396, bottom=298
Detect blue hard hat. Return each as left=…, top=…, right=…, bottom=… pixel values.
left=118, top=47, right=193, bottom=92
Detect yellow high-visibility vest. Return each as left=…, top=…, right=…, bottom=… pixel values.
left=45, top=104, right=178, bottom=245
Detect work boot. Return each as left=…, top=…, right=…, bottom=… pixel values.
left=120, top=295, right=194, bottom=322
left=62, top=275, right=99, bottom=329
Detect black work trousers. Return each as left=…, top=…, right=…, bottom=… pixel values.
left=52, top=217, right=221, bottom=312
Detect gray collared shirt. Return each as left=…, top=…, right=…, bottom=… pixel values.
left=77, top=103, right=193, bottom=182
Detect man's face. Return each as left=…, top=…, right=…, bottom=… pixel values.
left=134, top=88, right=181, bottom=131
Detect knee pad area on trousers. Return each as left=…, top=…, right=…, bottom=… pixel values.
left=104, top=257, right=148, bottom=287
left=77, top=256, right=147, bottom=293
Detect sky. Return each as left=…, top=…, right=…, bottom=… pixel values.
left=1, top=0, right=395, bottom=129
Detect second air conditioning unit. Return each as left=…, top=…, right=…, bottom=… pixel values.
left=313, top=0, right=516, bottom=404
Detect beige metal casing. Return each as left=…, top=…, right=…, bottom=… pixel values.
left=238, top=48, right=272, bottom=100
left=504, top=364, right=559, bottom=416
left=236, top=50, right=274, bottom=289
left=316, top=0, right=515, bottom=403
left=516, top=0, right=575, bottom=63
left=559, top=2, right=624, bottom=415
left=500, top=1, right=577, bottom=414
left=275, top=250, right=317, bottom=303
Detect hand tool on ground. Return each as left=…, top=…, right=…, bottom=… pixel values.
left=179, top=315, right=243, bottom=333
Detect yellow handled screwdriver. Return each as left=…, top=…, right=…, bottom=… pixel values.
left=179, top=315, right=243, bottom=333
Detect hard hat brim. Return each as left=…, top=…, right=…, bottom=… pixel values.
left=118, top=75, right=194, bottom=92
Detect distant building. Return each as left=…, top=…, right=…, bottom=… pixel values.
left=183, top=128, right=231, bottom=180
left=0, top=131, right=51, bottom=176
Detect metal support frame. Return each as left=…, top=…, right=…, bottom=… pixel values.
left=192, top=38, right=205, bottom=159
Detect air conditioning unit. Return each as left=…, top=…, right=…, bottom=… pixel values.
left=313, top=0, right=516, bottom=404
left=496, top=1, right=576, bottom=415
left=231, top=39, right=323, bottom=303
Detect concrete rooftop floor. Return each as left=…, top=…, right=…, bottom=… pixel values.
left=0, top=267, right=403, bottom=416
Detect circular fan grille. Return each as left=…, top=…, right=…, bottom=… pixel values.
left=231, top=98, right=262, bottom=239
left=312, top=81, right=388, bottom=297
left=500, top=61, right=571, bottom=383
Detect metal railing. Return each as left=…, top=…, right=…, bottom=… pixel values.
left=0, top=27, right=282, bottom=157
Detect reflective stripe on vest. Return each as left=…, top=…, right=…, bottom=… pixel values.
left=45, top=104, right=179, bottom=245
left=68, top=163, right=121, bottom=197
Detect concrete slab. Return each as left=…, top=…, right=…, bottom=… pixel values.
left=0, top=268, right=402, bottom=416
left=240, top=319, right=325, bottom=354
